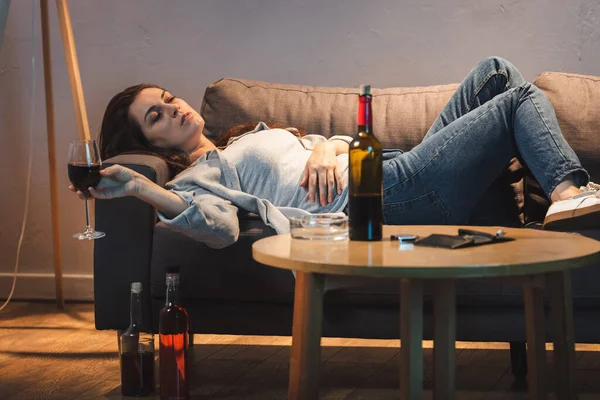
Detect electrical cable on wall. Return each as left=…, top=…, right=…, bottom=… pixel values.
left=0, top=0, right=36, bottom=311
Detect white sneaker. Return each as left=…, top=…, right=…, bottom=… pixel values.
left=543, top=190, right=600, bottom=231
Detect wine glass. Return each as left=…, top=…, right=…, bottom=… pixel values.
left=68, top=140, right=106, bottom=240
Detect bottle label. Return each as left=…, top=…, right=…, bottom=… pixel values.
left=358, top=95, right=372, bottom=126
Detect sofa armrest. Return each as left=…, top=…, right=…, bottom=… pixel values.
left=93, top=154, right=169, bottom=331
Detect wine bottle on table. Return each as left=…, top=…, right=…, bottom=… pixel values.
left=348, top=84, right=383, bottom=241
left=159, top=266, right=190, bottom=400
left=119, top=282, right=156, bottom=396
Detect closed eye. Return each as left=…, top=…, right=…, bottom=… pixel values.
left=151, top=96, right=177, bottom=124
left=152, top=110, right=162, bottom=124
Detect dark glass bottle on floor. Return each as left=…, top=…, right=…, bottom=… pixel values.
left=159, top=266, right=190, bottom=400
left=348, top=84, right=383, bottom=241
left=119, top=282, right=156, bottom=396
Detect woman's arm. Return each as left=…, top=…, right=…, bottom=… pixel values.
left=134, top=178, right=188, bottom=219
left=77, top=164, right=240, bottom=248
left=300, top=134, right=352, bottom=153
left=324, top=139, right=350, bottom=155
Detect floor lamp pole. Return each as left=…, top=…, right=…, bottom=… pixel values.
left=2, top=0, right=91, bottom=309
left=40, top=0, right=64, bottom=309
left=43, top=0, right=91, bottom=309
left=54, top=0, right=91, bottom=141
left=43, top=0, right=92, bottom=308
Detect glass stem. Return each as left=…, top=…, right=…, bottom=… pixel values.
left=85, top=199, right=91, bottom=231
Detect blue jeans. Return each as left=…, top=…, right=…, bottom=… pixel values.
left=382, top=56, right=589, bottom=225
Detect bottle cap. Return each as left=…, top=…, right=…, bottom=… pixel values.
left=359, top=84, right=371, bottom=96
left=166, top=266, right=180, bottom=275
left=131, top=282, right=142, bottom=293
left=166, top=266, right=181, bottom=284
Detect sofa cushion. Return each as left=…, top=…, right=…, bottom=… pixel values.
left=201, top=77, right=459, bottom=151
left=526, top=72, right=600, bottom=221
left=534, top=72, right=600, bottom=178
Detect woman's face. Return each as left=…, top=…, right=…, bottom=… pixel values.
left=130, top=88, right=205, bottom=152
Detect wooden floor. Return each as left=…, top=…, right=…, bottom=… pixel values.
left=2, top=302, right=600, bottom=400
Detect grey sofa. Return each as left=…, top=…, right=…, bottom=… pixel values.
left=94, top=70, right=600, bottom=378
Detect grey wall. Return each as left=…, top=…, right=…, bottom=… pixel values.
left=1, top=0, right=598, bottom=300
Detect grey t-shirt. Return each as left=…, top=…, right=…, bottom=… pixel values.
left=222, top=128, right=350, bottom=213
left=157, top=122, right=353, bottom=249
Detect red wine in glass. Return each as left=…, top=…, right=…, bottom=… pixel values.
left=67, top=162, right=101, bottom=198
left=68, top=140, right=106, bottom=240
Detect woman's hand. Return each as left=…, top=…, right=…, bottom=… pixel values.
left=300, top=142, right=344, bottom=206
left=68, top=164, right=146, bottom=200
left=69, top=164, right=188, bottom=218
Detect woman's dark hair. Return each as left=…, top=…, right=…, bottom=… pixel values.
left=99, top=83, right=192, bottom=178
left=99, top=83, right=306, bottom=178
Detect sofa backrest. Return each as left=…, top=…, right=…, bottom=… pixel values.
left=201, top=73, right=599, bottom=173
left=201, top=78, right=459, bottom=151
left=533, top=72, right=600, bottom=181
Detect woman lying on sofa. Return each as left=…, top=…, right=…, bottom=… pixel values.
left=70, top=57, right=600, bottom=248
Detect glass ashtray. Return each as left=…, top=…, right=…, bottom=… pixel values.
left=289, top=214, right=349, bottom=241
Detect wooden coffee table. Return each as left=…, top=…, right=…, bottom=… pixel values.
left=252, top=225, right=600, bottom=400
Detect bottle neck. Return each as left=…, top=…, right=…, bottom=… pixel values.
left=129, top=290, right=142, bottom=329
left=358, top=94, right=373, bottom=135
left=165, top=275, right=180, bottom=307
